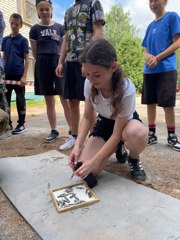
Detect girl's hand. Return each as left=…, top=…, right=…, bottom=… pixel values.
left=68, top=146, right=82, bottom=170
left=55, top=63, right=63, bottom=78
left=75, top=159, right=95, bottom=179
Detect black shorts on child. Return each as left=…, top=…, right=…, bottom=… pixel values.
left=64, top=61, right=86, bottom=101
left=90, top=112, right=142, bottom=142
left=35, top=54, right=64, bottom=95
left=142, top=70, right=177, bottom=107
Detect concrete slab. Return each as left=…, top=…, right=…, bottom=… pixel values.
left=0, top=150, right=180, bottom=240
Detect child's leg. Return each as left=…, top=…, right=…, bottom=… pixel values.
left=122, top=119, right=148, bottom=181
left=122, top=119, right=148, bottom=158
left=5, top=85, right=13, bottom=125
left=14, top=86, right=26, bottom=125
left=44, top=95, right=56, bottom=129
left=79, top=136, right=108, bottom=175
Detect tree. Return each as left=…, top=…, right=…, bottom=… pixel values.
left=116, top=35, right=144, bottom=93
left=104, top=4, right=145, bottom=93
left=104, top=5, right=137, bottom=47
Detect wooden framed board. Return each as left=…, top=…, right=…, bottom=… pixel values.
left=50, top=182, right=99, bottom=213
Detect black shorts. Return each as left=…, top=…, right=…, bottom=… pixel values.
left=5, top=74, right=23, bottom=91
left=35, top=54, right=64, bottom=96
left=90, top=112, right=142, bottom=142
left=141, top=70, right=177, bottom=107
left=64, top=61, right=85, bottom=101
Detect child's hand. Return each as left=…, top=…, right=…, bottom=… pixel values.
left=68, top=146, right=82, bottom=170
left=75, top=159, right=94, bottom=179
left=20, top=76, right=27, bottom=86
left=55, top=63, right=63, bottom=78
left=146, top=55, right=158, bottom=68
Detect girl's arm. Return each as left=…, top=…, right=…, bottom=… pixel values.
left=56, top=34, right=67, bottom=78
left=75, top=115, right=129, bottom=178
left=30, top=40, right=37, bottom=60
left=69, top=99, right=94, bottom=169
left=75, top=100, right=94, bottom=148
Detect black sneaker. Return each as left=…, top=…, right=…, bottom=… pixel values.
left=167, top=133, right=180, bottom=151
left=128, top=156, right=147, bottom=181
left=116, top=142, right=128, bottom=163
left=44, top=129, right=59, bottom=143
left=12, top=124, right=25, bottom=135
left=147, top=131, right=158, bottom=145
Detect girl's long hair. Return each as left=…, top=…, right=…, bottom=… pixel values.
left=81, top=39, right=125, bottom=119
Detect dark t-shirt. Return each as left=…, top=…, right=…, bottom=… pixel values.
left=29, top=22, right=65, bottom=55
left=64, top=0, right=105, bottom=62
left=2, top=34, right=29, bottom=75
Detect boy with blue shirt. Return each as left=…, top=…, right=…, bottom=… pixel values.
left=141, top=0, right=180, bottom=151
left=2, top=13, right=29, bottom=134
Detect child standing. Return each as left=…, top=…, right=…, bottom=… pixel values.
left=141, top=0, right=180, bottom=151
left=29, top=0, right=71, bottom=143
left=2, top=13, right=29, bottom=134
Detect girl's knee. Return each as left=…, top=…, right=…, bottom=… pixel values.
left=125, top=124, right=148, bottom=146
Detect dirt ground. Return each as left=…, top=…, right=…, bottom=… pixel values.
left=0, top=96, right=180, bottom=240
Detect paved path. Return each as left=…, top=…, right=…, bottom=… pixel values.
left=0, top=150, right=180, bottom=240
left=0, top=94, right=180, bottom=240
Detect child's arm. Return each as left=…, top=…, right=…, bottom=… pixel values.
left=20, top=53, right=29, bottom=85
left=2, top=51, right=5, bottom=65
left=30, top=40, right=37, bottom=60
left=55, top=34, right=67, bottom=78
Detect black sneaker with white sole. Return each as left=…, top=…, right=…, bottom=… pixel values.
left=167, top=133, right=180, bottom=151
left=12, top=124, right=25, bottom=135
left=147, top=132, right=158, bottom=145
left=116, top=141, right=128, bottom=164
left=44, top=129, right=59, bottom=143
left=128, top=156, right=147, bottom=181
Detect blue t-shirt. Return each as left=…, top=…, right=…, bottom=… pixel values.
left=142, top=12, right=180, bottom=74
left=2, top=34, right=29, bottom=75
left=29, top=22, right=65, bottom=55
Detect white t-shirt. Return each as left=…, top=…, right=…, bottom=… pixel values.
left=84, top=77, right=136, bottom=120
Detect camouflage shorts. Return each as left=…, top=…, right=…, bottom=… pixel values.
left=0, top=66, right=9, bottom=114
left=0, top=66, right=5, bottom=81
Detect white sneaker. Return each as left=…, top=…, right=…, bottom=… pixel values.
left=59, top=135, right=76, bottom=150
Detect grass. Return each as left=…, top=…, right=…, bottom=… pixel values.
left=11, top=100, right=45, bottom=109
